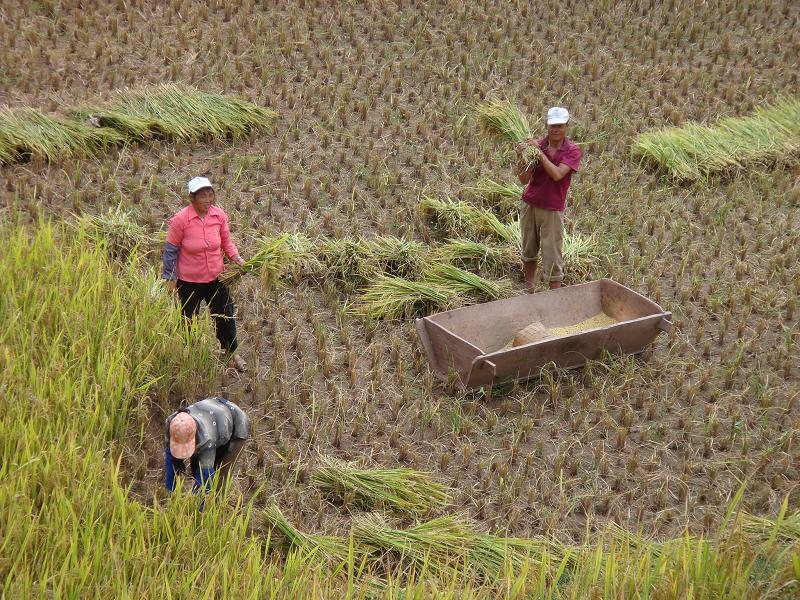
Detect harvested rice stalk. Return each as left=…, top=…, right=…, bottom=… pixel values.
left=423, top=263, right=511, bottom=301
left=471, top=177, right=524, bottom=202
left=632, top=95, right=800, bottom=181
left=75, top=205, right=159, bottom=260
left=79, top=84, right=276, bottom=142
left=283, top=232, right=321, bottom=277
left=357, top=275, right=456, bottom=320
left=562, top=230, right=608, bottom=280
left=419, top=196, right=517, bottom=243
left=353, top=514, right=474, bottom=577
left=312, top=456, right=451, bottom=517
left=474, top=98, right=539, bottom=164
left=469, top=535, right=544, bottom=578
left=218, top=234, right=293, bottom=287
left=0, top=107, right=123, bottom=164
left=319, top=237, right=373, bottom=282
left=741, top=510, right=800, bottom=544
left=362, top=236, right=427, bottom=279
left=470, top=177, right=524, bottom=215
left=431, top=239, right=517, bottom=273
left=263, top=505, right=347, bottom=563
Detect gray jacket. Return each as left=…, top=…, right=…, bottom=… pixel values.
left=165, top=397, right=251, bottom=469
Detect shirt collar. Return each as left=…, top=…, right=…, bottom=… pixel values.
left=186, top=203, right=220, bottom=221
left=540, top=137, right=573, bottom=155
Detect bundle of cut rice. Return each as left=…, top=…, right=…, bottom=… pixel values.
left=77, top=84, right=276, bottom=142
left=474, top=98, right=539, bottom=164
left=0, top=106, right=123, bottom=163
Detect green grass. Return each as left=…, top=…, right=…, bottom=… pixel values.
left=632, top=96, right=800, bottom=181
left=3, top=221, right=798, bottom=597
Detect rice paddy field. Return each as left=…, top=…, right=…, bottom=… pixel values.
left=1, top=0, right=799, bottom=597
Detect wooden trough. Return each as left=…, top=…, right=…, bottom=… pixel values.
left=415, top=279, right=672, bottom=389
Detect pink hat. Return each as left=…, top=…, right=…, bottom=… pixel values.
left=169, top=413, right=197, bottom=459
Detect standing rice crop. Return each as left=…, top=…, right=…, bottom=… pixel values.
left=357, top=275, right=456, bottom=320
left=75, top=205, right=159, bottom=260
left=311, top=456, right=451, bottom=517
left=78, top=84, right=276, bottom=142
left=0, top=106, right=123, bottom=163
left=474, top=98, right=539, bottom=164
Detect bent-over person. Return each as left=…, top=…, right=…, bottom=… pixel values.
left=515, top=106, right=582, bottom=292
left=165, top=396, right=251, bottom=493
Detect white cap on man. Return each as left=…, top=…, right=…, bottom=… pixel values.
left=188, top=176, right=213, bottom=194
left=547, top=107, right=570, bottom=125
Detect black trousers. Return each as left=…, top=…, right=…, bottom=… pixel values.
left=176, top=279, right=238, bottom=353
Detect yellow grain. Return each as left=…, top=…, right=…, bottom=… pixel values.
left=547, top=312, right=619, bottom=337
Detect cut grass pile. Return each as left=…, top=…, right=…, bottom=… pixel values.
left=632, top=95, right=800, bottom=180
left=311, top=456, right=451, bottom=517
left=0, top=86, right=276, bottom=165
left=263, top=505, right=349, bottom=563
left=0, top=106, right=123, bottom=164
left=356, top=267, right=511, bottom=320
left=79, top=83, right=277, bottom=142
left=470, top=177, right=524, bottom=216
left=431, top=238, right=518, bottom=274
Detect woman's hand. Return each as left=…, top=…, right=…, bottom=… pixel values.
left=233, top=255, right=246, bottom=267
left=166, top=280, right=177, bottom=295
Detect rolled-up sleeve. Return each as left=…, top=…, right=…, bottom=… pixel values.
left=219, top=212, right=239, bottom=259
left=562, top=144, right=582, bottom=172
left=162, top=242, right=180, bottom=280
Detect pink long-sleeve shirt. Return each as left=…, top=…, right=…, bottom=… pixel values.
left=165, top=204, right=239, bottom=283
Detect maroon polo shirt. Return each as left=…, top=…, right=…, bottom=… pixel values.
left=522, top=137, right=582, bottom=211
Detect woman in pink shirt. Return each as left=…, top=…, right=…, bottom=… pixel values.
left=162, top=177, right=247, bottom=372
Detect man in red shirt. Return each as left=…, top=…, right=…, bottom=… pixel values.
left=515, top=106, right=582, bottom=292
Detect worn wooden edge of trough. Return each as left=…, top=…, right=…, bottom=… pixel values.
left=415, top=278, right=673, bottom=390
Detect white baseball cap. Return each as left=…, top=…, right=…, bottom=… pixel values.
left=188, top=176, right=213, bottom=194
left=547, top=107, right=570, bottom=125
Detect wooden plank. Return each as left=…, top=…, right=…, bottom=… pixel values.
left=415, top=318, right=443, bottom=379
left=422, top=317, right=483, bottom=383
left=466, top=313, right=669, bottom=388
